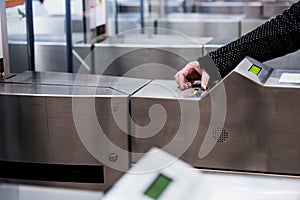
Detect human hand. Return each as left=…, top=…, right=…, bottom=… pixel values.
left=174, top=61, right=209, bottom=91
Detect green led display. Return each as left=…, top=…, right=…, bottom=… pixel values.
left=144, top=174, right=172, bottom=200
left=248, top=64, right=262, bottom=75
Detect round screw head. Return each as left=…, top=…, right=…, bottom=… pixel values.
left=108, top=153, right=118, bottom=162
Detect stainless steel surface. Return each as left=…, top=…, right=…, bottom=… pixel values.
left=266, top=69, right=300, bottom=88
left=72, top=43, right=94, bottom=73
left=32, top=42, right=66, bottom=72
left=34, top=42, right=87, bottom=73
left=130, top=57, right=300, bottom=175
left=6, top=71, right=151, bottom=94
left=107, top=13, right=155, bottom=35
left=0, top=72, right=150, bottom=191
left=94, top=34, right=211, bottom=79
left=233, top=56, right=273, bottom=85
left=0, top=84, right=128, bottom=190
left=8, top=41, right=90, bottom=73
left=264, top=49, right=300, bottom=70
left=156, top=13, right=245, bottom=39
left=5, top=84, right=126, bottom=96
left=8, top=33, right=210, bottom=77
left=117, top=0, right=183, bottom=14
left=109, top=12, right=245, bottom=38
left=191, top=2, right=263, bottom=17
left=100, top=33, right=211, bottom=45
left=129, top=79, right=208, bottom=99
left=8, top=41, right=28, bottom=73
left=263, top=1, right=292, bottom=17
left=0, top=184, right=103, bottom=200
left=241, top=18, right=267, bottom=35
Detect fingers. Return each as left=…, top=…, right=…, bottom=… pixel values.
left=174, top=71, right=189, bottom=90
left=200, top=69, right=209, bottom=90
left=175, top=61, right=198, bottom=90
left=175, top=61, right=210, bottom=91
left=189, top=61, right=201, bottom=75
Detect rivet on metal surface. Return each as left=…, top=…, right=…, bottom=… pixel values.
left=108, top=153, right=118, bottom=162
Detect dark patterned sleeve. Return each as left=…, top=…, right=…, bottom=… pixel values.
left=198, top=1, right=300, bottom=78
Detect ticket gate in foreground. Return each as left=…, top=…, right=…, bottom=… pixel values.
left=131, top=56, right=300, bottom=175
left=103, top=148, right=300, bottom=200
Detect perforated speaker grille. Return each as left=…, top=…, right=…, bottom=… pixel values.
left=212, top=128, right=228, bottom=143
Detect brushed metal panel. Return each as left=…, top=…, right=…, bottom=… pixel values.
left=117, top=1, right=182, bottom=13
left=266, top=69, right=300, bottom=88
left=8, top=41, right=92, bottom=73
left=191, top=2, right=263, bottom=17
left=0, top=83, right=29, bottom=94
left=8, top=41, right=28, bottom=73
left=264, top=50, right=300, bottom=70
left=94, top=34, right=210, bottom=79
left=45, top=96, right=129, bottom=165
left=6, top=71, right=151, bottom=95
left=34, top=43, right=68, bottom=72
left=0, top=74, right=136, bottom=190
left=241, top=18, right=267, bottom=35
left=263, top=2, right=292, bottom=17
left=0, top=95, right=53, bottom=162
left=73, top=44, right=94, bottom=73
left=219, top=73, right=300, bottom=174
left=95, top=47, right=196, bottom=79
left=156, top=13, right=244, bottom=38
left=6, top=71, right=101, bottom=87
left=107, top=13, right=155, bottom=34
left=131, top=69, right=300, bottom=175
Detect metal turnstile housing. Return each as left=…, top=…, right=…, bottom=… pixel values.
left=94, top=34, right=211, bottom=79
left=130, top=57, right=300, bottom=175
left=0, top=71, right=150, bottom=190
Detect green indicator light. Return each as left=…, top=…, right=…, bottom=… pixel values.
left=248, top=64, right=262, bottom=75
left=144, top=174, right=172, bottom=200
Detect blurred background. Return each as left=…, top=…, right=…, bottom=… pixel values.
left=5, top=0, right=299, bottom=78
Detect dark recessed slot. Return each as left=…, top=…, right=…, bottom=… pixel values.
left=0, top=161, right=104, bottom=183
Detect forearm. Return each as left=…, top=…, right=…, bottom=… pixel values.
left=205, top=1, right=300, bottom=78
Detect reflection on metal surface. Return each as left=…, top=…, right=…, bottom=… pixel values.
left=94, top=33, right=211, bottom=79
left=2, top=56, right=300, bottom=191
left=0, top=71, right=150, bottom=191
left=131, top=57, right=300, bottom=176
left=8, top=41, right=91, bottom=73
left=156, top=13, right=244, bottom=39
left=6, top=71, right=151, bottom=94
left=8, top=33, right=210, bottom=75
left=191, top=1, right=263, bottom=17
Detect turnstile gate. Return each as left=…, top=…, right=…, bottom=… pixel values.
left=131, top=56, right=300, bottom=175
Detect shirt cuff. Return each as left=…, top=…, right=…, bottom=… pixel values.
left=197, top=55, right=222, bottom=88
